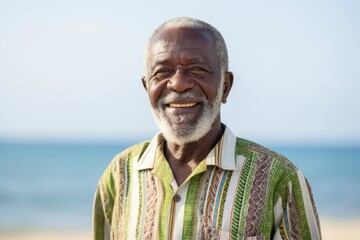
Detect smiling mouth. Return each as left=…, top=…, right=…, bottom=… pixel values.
left=168, top=103, right=198, bottom=108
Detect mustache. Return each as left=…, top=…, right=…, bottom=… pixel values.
left=158, top=92, right=206, bottom=105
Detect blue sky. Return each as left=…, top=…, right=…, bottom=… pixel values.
left=0, top=0, right=359, bottom=145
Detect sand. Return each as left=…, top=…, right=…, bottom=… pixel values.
left=0, top=230, right=92, bottom=240
left=0, top=218, right=359, bottom=239
left=321, top=218, right=360, bottom=239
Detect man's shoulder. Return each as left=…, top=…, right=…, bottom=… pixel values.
left=234, top=137, right=298, bottom=173
left=110, top=140, right=151, bottom=166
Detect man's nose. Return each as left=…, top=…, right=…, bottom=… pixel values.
left=167, top=69, right=194, bottom=93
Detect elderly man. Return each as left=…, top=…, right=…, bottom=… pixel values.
left=93, top=17, right=321, bottom=240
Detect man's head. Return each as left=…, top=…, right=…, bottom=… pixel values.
left=142, top=17, right=233, bottom=145
left=144, top=17, right=229, bottom=77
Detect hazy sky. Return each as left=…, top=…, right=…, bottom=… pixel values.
left=1, top=0, right=359, bottom=145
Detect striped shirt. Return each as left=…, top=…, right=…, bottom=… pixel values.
left=93, top=127, right=321, bottom=240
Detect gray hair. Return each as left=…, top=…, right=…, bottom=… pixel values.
left=144, top=17, right=228, bottom=78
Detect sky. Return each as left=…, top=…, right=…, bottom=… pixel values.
left=0, top=0, right=359, bottom=145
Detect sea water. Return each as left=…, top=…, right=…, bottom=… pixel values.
left=0, top=141, right=359, bottom=230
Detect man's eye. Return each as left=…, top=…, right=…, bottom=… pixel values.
left=188, top=66, right=207, bottom=73
left=154, top=69, right=173, bottom=76
left=150, top=69, right=172, bottom=80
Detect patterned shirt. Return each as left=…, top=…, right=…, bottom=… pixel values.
left=93, top=127, right=321, bottom=240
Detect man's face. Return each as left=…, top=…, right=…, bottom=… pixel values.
left=143, top=28, right=226, bottom=144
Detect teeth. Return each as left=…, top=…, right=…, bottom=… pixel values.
left=169, top=103, right=197, bottom=108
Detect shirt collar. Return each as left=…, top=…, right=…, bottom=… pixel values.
left=135, top=133, right=164, bottom=171
left=205, top=127, right=237, bottom=170
left=135, top=126, right=238, bottom=171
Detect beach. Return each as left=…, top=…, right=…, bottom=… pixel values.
left=1, top=143, right=359, bottom=239
left=321, top=218, right=360, bottom=239
left=0, top=218, right=359, bottom=239
left=0, top=229, right=91, bottom=240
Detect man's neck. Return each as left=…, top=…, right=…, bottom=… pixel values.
left=164, top=122, right=224, bottom=185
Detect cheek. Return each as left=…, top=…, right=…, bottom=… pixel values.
left=147, top=81, right=167, bottom=108
left=197, top=80, right=220, bottom=101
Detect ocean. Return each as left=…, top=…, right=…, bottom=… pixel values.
left=0, top=141, right=359, bottom=231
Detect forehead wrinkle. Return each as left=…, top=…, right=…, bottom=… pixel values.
left=151, top=51, right=178, bottom=67
left=151, top=37, right=212, bottom=55
left=148, top=36, right=214, bottom=70
left=187, top=57, right=207, bottom=64
left=151, top=39, right=176, bottom=54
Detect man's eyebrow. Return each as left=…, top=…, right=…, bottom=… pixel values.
left=152, top=57, right=208, bottom=66
left=152, top=54, right=173, bottom=66
left=153, top=59, right=171, bottom=65
left=189, top=58, right=207, bottom=64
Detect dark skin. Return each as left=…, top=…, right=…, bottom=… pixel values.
left=142, top=28, right=233, bottom=185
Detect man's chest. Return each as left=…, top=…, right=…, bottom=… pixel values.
left=110, top=163, right=273, bottom=240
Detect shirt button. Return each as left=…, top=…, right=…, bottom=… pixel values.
left=174, top=194, right=181, bottom=202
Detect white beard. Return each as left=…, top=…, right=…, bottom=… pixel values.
left=150, top=83, right=224, bottom=145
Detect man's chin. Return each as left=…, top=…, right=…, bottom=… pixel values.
left=152, top=103, right=220, bottom=145
left=154, top=118, right=198, bottom=145
left=165, top=112, right=198, bottom=127
left=162, top=125, right=196, bottom=142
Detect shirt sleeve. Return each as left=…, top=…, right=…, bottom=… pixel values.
left=92, top=161, right=116, bottom=240
left=273, top=170, right=322, bottom=240
left=93, top=187, right=110, bottom=240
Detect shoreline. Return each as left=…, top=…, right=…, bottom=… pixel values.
left=0, top=218, right=359, bottom=239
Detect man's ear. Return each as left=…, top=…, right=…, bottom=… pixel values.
left=142, top=76, right=148, bottom=91
left=221, top=72, right=234, bottom=103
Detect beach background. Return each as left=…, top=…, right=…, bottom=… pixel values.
left=1, top=0, right=360, bottom=239
left=0, top=143, right=360, bottom=239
